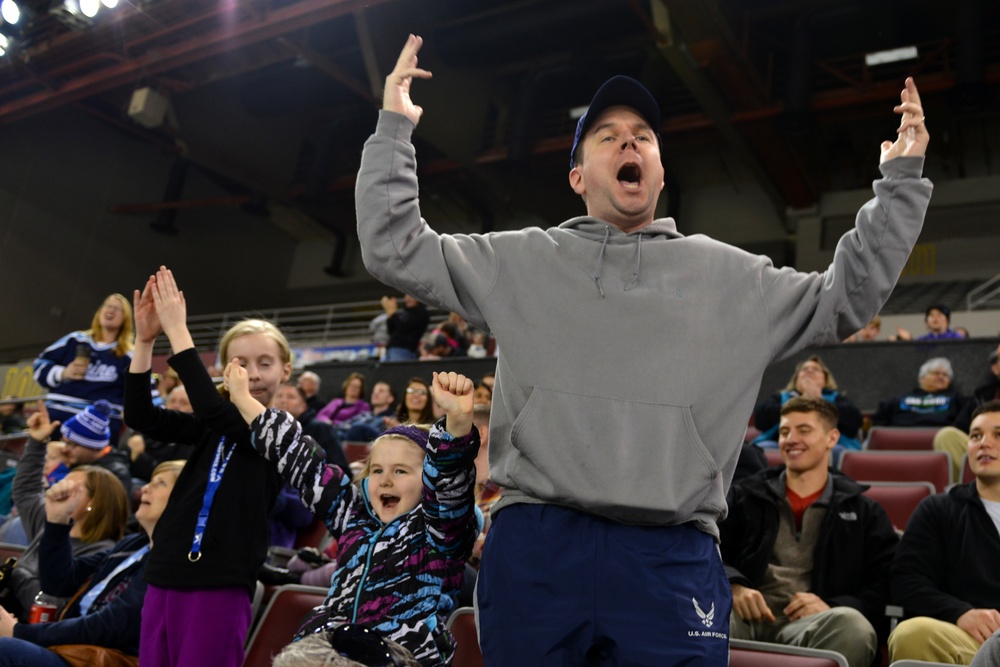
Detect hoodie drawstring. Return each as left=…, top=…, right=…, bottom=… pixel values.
left=624, top=232, right=643, bottom=292
left=593, top=228, right=645, bottom=296
left=593, top=226, right=610, bottom=298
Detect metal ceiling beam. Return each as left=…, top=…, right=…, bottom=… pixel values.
left=647, top=0, right=793, bottom=224
left=0, top=0, right=394, bottom=125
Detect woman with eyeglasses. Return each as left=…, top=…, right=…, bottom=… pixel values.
left=752, top=355, right=864, bottom=453
left=397, top=378, right=434, bottom=425
left=32, top=294, right=134, bottom=437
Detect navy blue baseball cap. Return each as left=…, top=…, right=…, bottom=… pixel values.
left=569, top=75, right=662, bottom=168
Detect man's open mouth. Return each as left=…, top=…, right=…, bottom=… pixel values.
left=617, top=163, right=642, bottom=190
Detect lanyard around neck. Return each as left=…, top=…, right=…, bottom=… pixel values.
left=188, top=436, right=235, bottom=562
left=78, top=544, right=150, bottom=615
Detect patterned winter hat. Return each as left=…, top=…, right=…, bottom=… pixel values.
left=60, top=400, right=112, bottom=449
left=380, top=424, right=429, bottom=451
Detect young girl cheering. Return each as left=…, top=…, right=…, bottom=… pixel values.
left=124, top=266, right=286, bottom=667
left=227, top=364, right=480, bottom=667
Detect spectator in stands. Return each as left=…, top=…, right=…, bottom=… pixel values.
left=467, top=330, right=489, bottom=358
left=382, top=294, right=430, bottom=362
left=272, top=630, right=420, bottom=667
left=473, top=381, right=492, bottom=407
left=435, top=320, right=469, bottom=356
left=156, top=368, right=181, bottom=399
left=934, top=345, right=1000, bottom=481
left=873, top=357, right=970, bottom=429
left=888, top=400, right=1000, bottom=664
left=5, top=403, right=129, bottom=620
left=753, top=356, right=863, bottom=453
left=471, top=403, right=498, bottom=570
left=317, top=373, right=371, bottom=426
left=43, top=441, right=69, bottom=487
left=275, top=383, right=349, bottom=471
left=297, top=371, right=326, bottom=413
left=420, top=333, right=458, bottom=360
left=56, top=400, right=133, bottom=496
left=268, top=483, right=315, bottom=550
left=894, top=304, right=965, bottom=342
left=360, top=37, right=930, bottom=664
left=397, top=377, right=434, bottom=425
left=126, top=267, right=287, bottom=667
left=0, top=398, right=25, bottom=434
left=721, top=397, right=897, bottom=667
left=341, top=381, right=399, bottom=443
left=844, top=315, right=882, bottom=343
left=955, top=327, right=971, bottom=339
left=229, top=366, right=480, bottom=667
left=124, top=386, right=195, bottom=483
left=33, top=294, right=134, bottom=438
left=479, top=373, right=494, bottom=391
left=0, top=460, right=183, bottom=666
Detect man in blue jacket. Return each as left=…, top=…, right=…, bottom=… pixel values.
left=721, top=397, right=897, bottom=667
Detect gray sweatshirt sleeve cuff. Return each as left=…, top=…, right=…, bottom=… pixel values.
left=878, top=155, right=926, bottom=179
left=376, top=109, right=417, bottom=142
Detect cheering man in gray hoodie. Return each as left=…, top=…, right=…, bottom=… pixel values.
left=356, top=34, right=932, bottom=666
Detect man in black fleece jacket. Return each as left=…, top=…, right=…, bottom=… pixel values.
left=721, top=397, right=897, bottom=667
left=889, top=400, right=1000, bottom=664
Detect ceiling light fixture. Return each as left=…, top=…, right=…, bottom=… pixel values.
left=0, top=34, right=8, bottom=56
left=1, top=0, right=19, bottom=25
left=865, top=46, right=919, bottom=67
left=100, top=0, right=118, bottom=7
left=79, top=0, right=100, bottom=18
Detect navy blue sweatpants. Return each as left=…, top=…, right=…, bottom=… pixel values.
left=476, top=504, right=731, bottom=666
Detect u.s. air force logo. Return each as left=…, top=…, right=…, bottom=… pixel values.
left=688, top=597, right=728, bottom=640
left=693, top=597, right=714, bottom=628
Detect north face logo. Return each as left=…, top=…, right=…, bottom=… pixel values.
left=693, top=597, right=715, bottom=628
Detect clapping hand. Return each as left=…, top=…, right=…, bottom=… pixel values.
left=133, top=275, right=163, bottom=345
left=383, top=34, right=433, bottom=127
left=151, top=266, right=187, bottom=337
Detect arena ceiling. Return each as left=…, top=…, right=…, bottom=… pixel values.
left=0, top=0, right=997, bottom=243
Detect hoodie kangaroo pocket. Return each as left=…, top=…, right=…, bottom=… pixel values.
left=509, top=387, right=720, bottom=523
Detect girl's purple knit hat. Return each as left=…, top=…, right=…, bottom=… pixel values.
left=380, top=424, right=429, bottom=451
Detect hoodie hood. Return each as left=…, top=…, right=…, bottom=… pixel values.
left=559, top=217, right=684, bottom=296
left=558, top=216, right=683, bottom=241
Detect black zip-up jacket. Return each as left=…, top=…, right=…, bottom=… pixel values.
left=891, top=482, right=1000, bottom=624
left=124, top=348, right=280, bottom=596
left=719, top=467, right=898, bottom=639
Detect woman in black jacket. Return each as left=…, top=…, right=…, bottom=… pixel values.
left=0, top=459, right=183, bottom=665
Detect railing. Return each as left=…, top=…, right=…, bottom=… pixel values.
left=967, top=274, right=1000, bottom=311
left=150, top=299, right=449, bottom=357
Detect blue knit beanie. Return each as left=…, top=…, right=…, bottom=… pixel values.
left=60, top=400, right=112, bottom=449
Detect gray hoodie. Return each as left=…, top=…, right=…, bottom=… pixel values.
left=356, top=110, right=932, bottom=539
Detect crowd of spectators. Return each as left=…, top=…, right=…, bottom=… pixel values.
left=0, top=290, right=997, bottom=667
